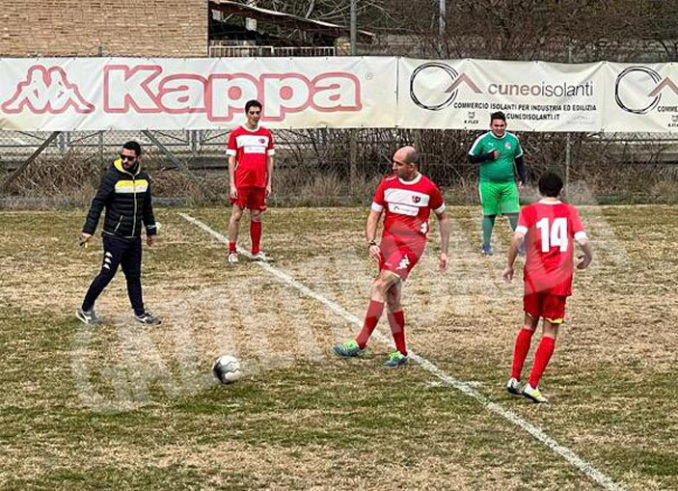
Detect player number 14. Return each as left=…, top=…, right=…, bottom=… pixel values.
left=535, top=217, right=568, bottom=252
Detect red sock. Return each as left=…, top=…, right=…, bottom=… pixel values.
left=228, top=241, right=237, bottom=253
left=387, top=310, right=407, bottom=355
left=511, top=328, right=534, bottom=380
left=528, top=336, right=556, bottom=388
left=250, top=220, right=262, bottom=254
left=356, top=300, right=384, bottom=349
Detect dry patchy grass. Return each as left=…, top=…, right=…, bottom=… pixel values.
left=1, top=205, right=677, bottom=489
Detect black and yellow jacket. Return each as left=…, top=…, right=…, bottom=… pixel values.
left=83, top=158, right=157, bottom=239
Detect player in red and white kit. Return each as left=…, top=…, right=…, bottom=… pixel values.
left=333, top=146, right=450, bottom=367
left=503, top=172, right=593, bottom=403
left=226, top=99, right=275, bottom=263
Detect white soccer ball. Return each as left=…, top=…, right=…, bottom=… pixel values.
left=212, top=355, right=242, bottom=384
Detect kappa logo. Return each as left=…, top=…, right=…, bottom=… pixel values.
left=0, top=63, right=363, bottom=121
left=2, top=65, right=94, bottom=114
left=410, top=62, right=482, bottom=111
left=103, top=64, right=362, bottom=122
left=615, top=66, right=678, bottom=114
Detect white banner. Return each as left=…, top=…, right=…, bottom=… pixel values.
left=0, top=57, right=397, bottom=131
left=602, top=62, right=678, bottom=132
left=401, top=59, right=604, bottom=132
left=1, top=57, right=677, bottom=132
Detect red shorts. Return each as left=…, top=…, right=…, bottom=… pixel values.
left=230, top=186, right=267, bottom=211
left=379, top=239, right=423, bottom=281
left=523, top=292, right=568, bottom=323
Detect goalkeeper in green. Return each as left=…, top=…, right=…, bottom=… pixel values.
left=468, top=111, right=526, bottom=255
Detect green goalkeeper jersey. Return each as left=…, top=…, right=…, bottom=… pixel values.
left=468, top=131, right=523, bottom=183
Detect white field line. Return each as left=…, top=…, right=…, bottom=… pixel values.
left=180, top=212, right=626, bottom=491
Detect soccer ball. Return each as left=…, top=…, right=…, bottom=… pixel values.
left=212, top=355, right=242, bottom=384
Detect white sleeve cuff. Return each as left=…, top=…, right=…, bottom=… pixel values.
left=515, top=225, right=528, bottom=236
left=434, top=204, right=446, bottom=214
left=267, top=149, right=275, bottom=156
left=371, top=202, right=384, bottom=213
left=574, top=231, right=588, bottom=241
left=226, top=149, right=236, bottom=156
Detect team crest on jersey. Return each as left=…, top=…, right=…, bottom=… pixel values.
left=396, top=256, right=411, bottom=270
left=259, top=138, right=266, bottom=144
left=412, top=196, right=421, bottom=203
left=505, top=142, right=512, bottom=149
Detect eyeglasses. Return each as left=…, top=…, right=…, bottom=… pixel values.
left=120, top=154, right=136, bottom=162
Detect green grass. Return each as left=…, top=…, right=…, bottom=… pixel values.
left=1, top=206, right=677, bottom=489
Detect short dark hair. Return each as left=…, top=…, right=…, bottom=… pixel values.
left=490, top=111, right=506, bottom=123
left=122, top=140, right=142, bottom=157
left=245, top=99, right=262, bottom=113
left=538, top=172, right=564, bottom=197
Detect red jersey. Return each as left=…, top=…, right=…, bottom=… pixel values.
left=371, top=173, right=445, bottom=249
left=226, top=125, right=274, bottom=188
left=516, top=200, right=587, bottom=296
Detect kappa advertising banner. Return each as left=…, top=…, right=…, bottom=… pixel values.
left=0, top=57, right=397, bottom=131
left=1, top=57, right=678, bottom=132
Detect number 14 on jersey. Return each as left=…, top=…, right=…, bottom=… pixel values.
left=535, top=217, right=569, bottom=253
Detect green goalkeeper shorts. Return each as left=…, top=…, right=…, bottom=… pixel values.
left=478, top=181, right=520, bottom=216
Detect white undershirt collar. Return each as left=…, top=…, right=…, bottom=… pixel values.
left=398, top=173, right=422, bottom=185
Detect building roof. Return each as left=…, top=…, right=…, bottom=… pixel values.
left=209, top=0, right=375, bottom=43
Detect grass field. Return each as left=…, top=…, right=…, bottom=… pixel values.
left=1, top=205, right=677, bottom=490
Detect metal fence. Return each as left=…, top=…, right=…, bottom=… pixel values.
left=208, top=45, right=336, bottom=57
left=2, top=127, right=678, bottom=207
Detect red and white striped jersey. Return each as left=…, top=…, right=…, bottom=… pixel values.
left=226, top=125, right=274, bottom=188
left=371, top=173, right=445, bottom=247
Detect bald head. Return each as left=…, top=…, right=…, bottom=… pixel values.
left=393, top=146, right=419, bottom=165
left=392, top=146, right=420, bottom=181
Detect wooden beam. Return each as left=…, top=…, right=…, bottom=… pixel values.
left=142, top=130, right=218, bottom=202
left=1, top=131, right=61, bottom=192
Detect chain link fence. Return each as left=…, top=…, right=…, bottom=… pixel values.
left=2, top=127, right=678, bottom=208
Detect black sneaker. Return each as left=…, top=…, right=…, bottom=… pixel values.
left=76, top=307, right=103, bottom=326
left=134, top=311, right=162, bottom=325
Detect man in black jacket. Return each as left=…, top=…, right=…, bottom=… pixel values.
left=77, top=141, right=161, bottom=326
